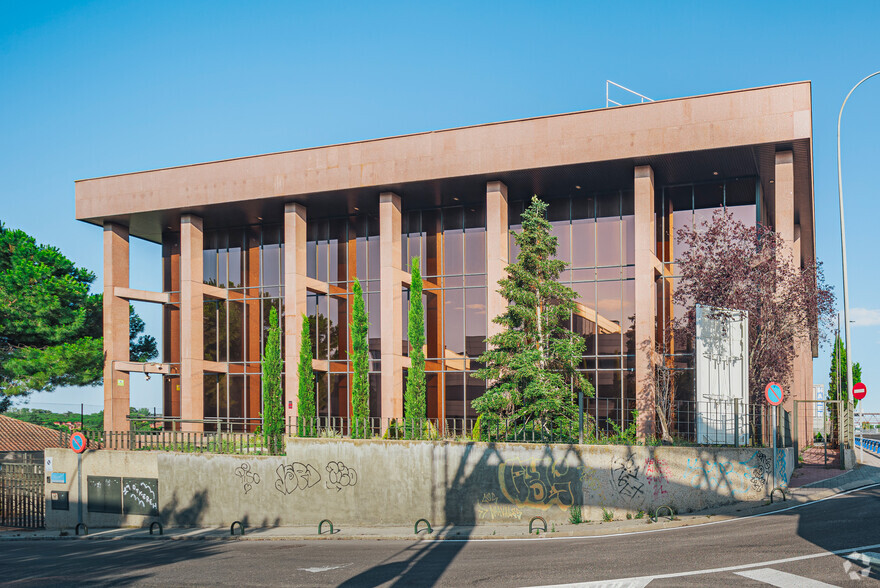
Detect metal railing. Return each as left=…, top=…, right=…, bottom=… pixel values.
left=0, top=462, right=45, bottom=528
left=60, top=428, right=284, bottom=455
left=664, top=400, right=769, bottom=447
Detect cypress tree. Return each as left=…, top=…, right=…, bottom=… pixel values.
left=297, top=314, right=316, bottom=436
left=472, top=195, right=592, bottom=439
left=351, top=278, right=370, bottom=438
left=404, top=256, right=426, bottom=438
left=261, top=306, right=284, bottom=453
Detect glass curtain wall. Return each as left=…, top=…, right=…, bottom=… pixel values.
left=162, top=233, right=181, bottom=425
left=401, top=204, right=487, bottom=431
left=305, top=216, right=382, bottom=425
left=655, top=177, right=758, bottom=433
left=200, top=225, right=284, bottom=431
left=509, top=190, right=636, bottom=435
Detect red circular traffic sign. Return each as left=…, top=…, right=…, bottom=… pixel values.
left=765, top=382, right=784, bottom=406
left=853, top=382, right=867, bottom=401
left=69, top=432, right=87, bottom=454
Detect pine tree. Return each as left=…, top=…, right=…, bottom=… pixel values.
left=827, top=334, right=861, bottom=445
left=261, top=306, right=284, bottom=454
left=351, top=278, right=370, bottom=438
left=404, top=256, right=426, bottom=438
left=472, top=195, right=592, bottom=438
left=297, top=314, right=316, bottom=436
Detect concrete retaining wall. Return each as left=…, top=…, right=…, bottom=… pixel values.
left=45, top=440, right=794, bottom=530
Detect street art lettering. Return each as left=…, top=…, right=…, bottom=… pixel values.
left=122, top=480, right=158, bottom=511
left=325, top=461, right=358, bottom=491
left=775, top=449, right=788, bottom=487
left=611, top=456, right=645, bottom=499
left=498, top=458, right=583, bottom=511
left=644, top=458, right=668, bottom=499
left=744, top=452, right=771, bottom=491
left=274, top=462, right=321, bottom=494
left=234, top=463, right=261, bottom=494
left=477, top=491, right=524, bottom=520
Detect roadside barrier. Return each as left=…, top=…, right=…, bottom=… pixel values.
left=414, top=519, right=432, bottom=535
left=230, top=521, right=245, bottom=536
left=770, top=487, right=787, bottom=503
left=318, top=519, right=334, bottom=535
left=652, top=506, right=675, bottom=522
left=149, top=522, right=163, bottom=535
left=529, top=516, right=547, bottom=534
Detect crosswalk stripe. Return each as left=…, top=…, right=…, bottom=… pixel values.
left=735, top=568, right=839, bottom=587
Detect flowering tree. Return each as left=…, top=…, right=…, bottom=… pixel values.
left=671, top=210, right=835, bottom=406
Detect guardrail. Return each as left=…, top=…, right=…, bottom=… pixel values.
left=855, top=437, right=880, bottom=455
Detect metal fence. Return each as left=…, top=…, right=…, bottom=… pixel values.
left=666, top=400, right=773, bottom=447
left=60, top=429, right=284, bottom=455
left=0, top=462, right=44, bottom=528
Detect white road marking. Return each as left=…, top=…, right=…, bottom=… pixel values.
left=298, top=563, right=352, bottom=573
left=426, top=482, right=880, bottom=543
left=735, top=568, right=839, bottom=587
left=522, top=541, right=880, bottom=588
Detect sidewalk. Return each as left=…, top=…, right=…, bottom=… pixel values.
left=3, top=466, right=878, bottom=543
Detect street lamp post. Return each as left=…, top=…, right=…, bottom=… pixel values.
left=837, top=70, right=880, bottom=464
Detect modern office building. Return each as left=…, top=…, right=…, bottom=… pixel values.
left=76, top=82, right=816, bottom=438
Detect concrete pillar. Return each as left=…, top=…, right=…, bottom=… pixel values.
left=180, top=214, right=204, bottom=431
left=380, top=192, right=403, bottom=423
left=284, top=203, right=308, bottom=423
left=103, top=223, right=130, bottom=432
left=486, top=181, right=509, bottom=340
left=634, top=165, right=657, bottom=439
left=774, top=151, right=799, bottom=413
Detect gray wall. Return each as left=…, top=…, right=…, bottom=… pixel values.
left=45, top=440, right=795, bottom=530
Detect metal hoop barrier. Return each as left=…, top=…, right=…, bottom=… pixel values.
left=414, top=519, right=433, bottom=535
left=149, top=522, right=163, bottom=535
left=318, top=519, right=334, bottom=535
left=529, top=516, right=547, bottom=534
left=652, top=506, right=675, bottom=522
left=770, top=487, right=787, bottom=503
left=75, top=523, right=88, bottom=536
left=230, top=521, right=245, bottom=536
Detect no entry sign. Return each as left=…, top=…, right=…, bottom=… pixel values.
left=69, top=432, right=87, bottom=454
left=765, top=382, right=784, bottom=406
left=853, top=382, right=867, bottom=401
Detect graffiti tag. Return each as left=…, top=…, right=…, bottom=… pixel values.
left=498, top=458, right=582, bottom=511
left=325, top=461, right=358, bottom=491
left=274, top=462, right=321, bottom=494
left=611, top=456, right=645, bottom=499
left=234, top=463, right=261, bottom=494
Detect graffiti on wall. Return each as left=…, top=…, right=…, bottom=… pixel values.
left=745, top=452, right=772, bottom=492
left=325, top=462, right=358, bottom=491
left=234, top=463, right=261, bottom=494
left=611, top=456, right=645, bottom=500
left=682, top=451, right=777, bottom=496
left=775, top=449, right=788, bottom=487
left=476, top=491, right=524, bottom=521
left=498, top=458, right=583, bottom=511
left=644, top=458, right=668, bottom=499
left=274, top=462, right=322, bottom=494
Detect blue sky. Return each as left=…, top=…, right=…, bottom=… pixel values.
left=2, top=1, right=879, bottom=415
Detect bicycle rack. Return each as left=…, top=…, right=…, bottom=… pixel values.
left=770, top=487, right=787, bottom=503
left=529, top=516, right=547, bottom=535
left=230, top=521, right=245, bottom=536
left=414, top=519, right=433, bottom=535
left=651, top=506, right=675, bottom=522
left=149, top=522, right=163, bottom=535
left=318, top=519, right=334, bottom=535
left=75, top=522, right=88, bottom=536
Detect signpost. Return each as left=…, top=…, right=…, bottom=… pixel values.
left=69, top=432, right=87, bottom=454
left=765, top=382, right=784, bottom=492
left=69, top=431, right=87, bottom=526
left=854, top=383, right=868, bottom=462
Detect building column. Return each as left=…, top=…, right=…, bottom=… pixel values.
left=774, top=151, right=799, bottom=413
left=380, top=192, right=403, bottom=423
left=634, top=165, right=657, bottom=439
left=284, top=203, right=308, bottom=423
left=180, top=214, right=204, bottom=431
left=486, top=181, right=509, bottom=339
left=103, top=223, right=130, bottom=432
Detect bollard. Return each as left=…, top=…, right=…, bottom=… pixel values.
left=651, top=506, right=675, bottom=522
left=770, top=487, right=787, bottom=503
left=230, top=521, right=245, bottom=536
left=149, top=522, right=163, bottom=535
left=414, top=519, right=433, bottom=535
left=318, top=519, right=334, bottom=535
left=75, top=522, right=88, bottom=536
left=528, top=516, right=547, bottom=535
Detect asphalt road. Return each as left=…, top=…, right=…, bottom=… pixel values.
left=4, top=485, right=880, bottom=587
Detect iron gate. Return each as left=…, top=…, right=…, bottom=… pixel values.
left=0, top=462, right=45, bottom=528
